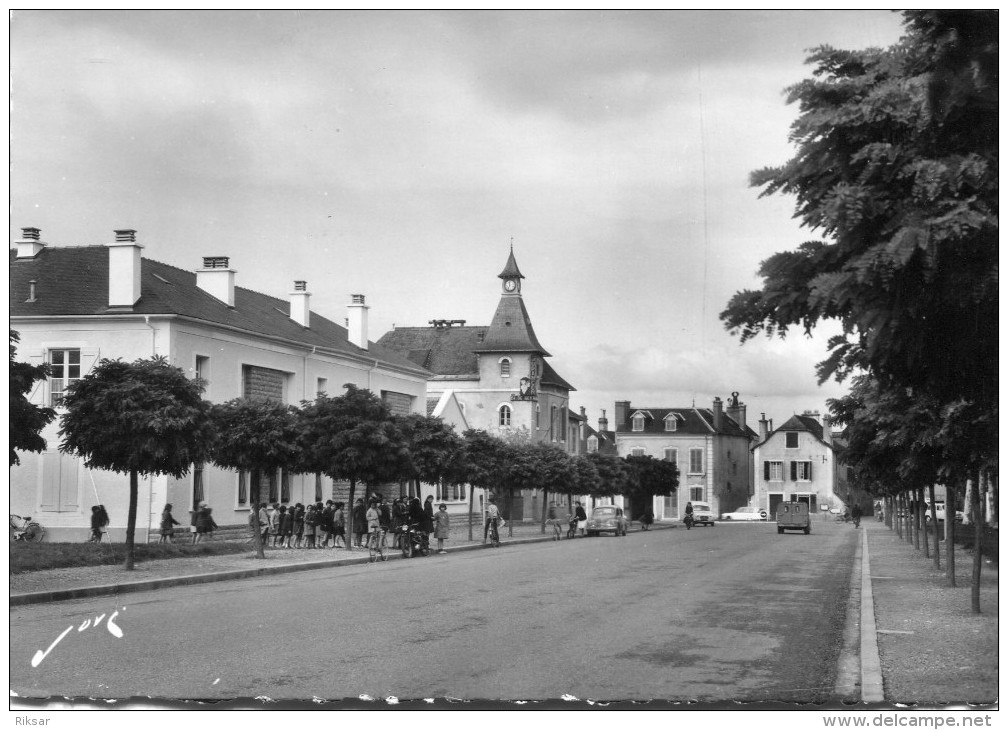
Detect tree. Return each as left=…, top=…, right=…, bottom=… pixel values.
left=395, top=413, right=464, bottom=505
left=10, top=330, right=55, bottom=466
left=298, top=384, right=409, bottom=552
left=519, top=444, right=574, bottom=533
left=584, top=452, right=628, bottom=502
left=624, top=455, right=678, bottom=518
left=721, top=11, right=997, bottom=483
left=452, top=429, right=508, bottom=542
left=209, top=398, right=302, bottom=559
left=59, top=356, right=213, bottom=570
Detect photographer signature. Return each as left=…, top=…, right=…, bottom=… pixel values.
left=31, top=608, right=125, bottom=668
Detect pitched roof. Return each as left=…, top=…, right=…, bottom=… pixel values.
left=615, top=405, right=751, bottom=438
left=9, top=246, right=427, bottom=374
left=426, top=397, right=440, bottom=416
left=540, top=360, right=575, bottom=392
left=473, top=294, right=549, bottom=355
left=375, top=325, right=486, bottom=376
left=751, top=413, right=833, bottom=451
left=585, top=424, right=619, bottom=455
left=497, top=248, right=524, bottom=280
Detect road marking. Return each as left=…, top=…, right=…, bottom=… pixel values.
left=877, top=629, right=914, bottom=635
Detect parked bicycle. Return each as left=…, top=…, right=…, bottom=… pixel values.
left=10, top=514, right=45, bottom=542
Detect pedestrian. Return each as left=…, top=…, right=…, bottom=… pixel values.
left=575, top=501, right=588, bottom=537
left=258, top=502, right=270, bottom=546
left=270, top=503, right=282, bottom=546
left=642, top=504, right=654, bottom=531
left=332, top=501, right=346, bottom=549
left=851, top=503, right=863, bottom=528
left=423, top=495, right=435, bottom=540
left=352, top=498, right=367, bottom=548
left=190, top=505, right=200, bottom=545
left=433, top=502, right=450, bottom=553
left=280, top=504, right=294, bottom=548
left=159, top=503, right=180, bottom=544
left=483, top=494, right=501, bottom=544
left=304, top=504, right=318, bottom=548
left=321, top=500, right=335, bottom=548
left=194, top=502, right=216, bottom=544
left=293, top=503, right=305, bottom=548
left=365, top=499, right=380, bottom=548
left=89, top=505, right=104, bottom=543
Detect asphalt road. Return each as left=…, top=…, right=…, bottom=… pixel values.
left=10, top=519, right=858, bottom=702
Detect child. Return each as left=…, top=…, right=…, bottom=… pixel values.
left=332, top=502, right=346, bottom=549
left=293, top=503, right=305, bottom=548
left=304, top=504, right=317, bottom=549
left=159, top=503, right=180, bottom=544
left=280, top=505, right=294, bottom=548
left=433, top=502, right=450, bottom=554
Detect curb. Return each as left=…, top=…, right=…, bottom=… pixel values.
left=10, top=522, right=676, bottom=607
left=859, top=525, right=885, bottom=702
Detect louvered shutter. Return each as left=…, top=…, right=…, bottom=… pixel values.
left=59, top=455, right=80, bottom=511
left=790, top=461, right=797, bottom=481
left=764, top=461, right=770, bottom=481
left=808, top=462, right=813, bottom=480
left=80, top=348, right=101, bottom=377
left=28, top=354, right=45, bottom=404
left=40, top=452, right=61, bottom=511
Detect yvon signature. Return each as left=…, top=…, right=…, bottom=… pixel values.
left=31, top=608, right=125, bottom=668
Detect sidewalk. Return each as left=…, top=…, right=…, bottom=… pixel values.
left=9, top=520, right=673, bottom=605
left=861, top=518, right=998, bottom=705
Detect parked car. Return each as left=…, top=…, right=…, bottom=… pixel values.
left=719, top=505, right=768, bottom=521
left=776, top=501, right=811, bottom=535
left=685, top=502, right=715, bottom=527
left=923, top=502, right=964, bottom=524
left=585, top=505, right=628, bottom=537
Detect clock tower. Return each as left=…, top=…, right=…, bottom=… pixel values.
left=498, top=244, right=524, bottom=295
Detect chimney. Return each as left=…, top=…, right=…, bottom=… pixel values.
left=196, top=256, right=235, bottom=307
left=289, top=280, right=310, bottom=328
left=615, top=401, right=630, bottom=429
left=758, top=412, right=769, bottom=442
left=347, top=294, right=369, bottom=350
left=712, top=396, right=723, bottom=430
left=598, top=409, right=609, bottom=434
left=822, top=414, right=833, bottom=446
left=16, top=227, right=46, bottom=258
left=26, top=280, right=37, bottom=303
left=107, top=229, right=143, bottom=307
left=726, top=391, right=747, bottom=431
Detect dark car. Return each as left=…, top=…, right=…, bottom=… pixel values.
left=586, top=506, right=628, bottom=537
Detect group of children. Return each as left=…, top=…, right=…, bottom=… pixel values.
left=257, top=500, right=348, bottom=549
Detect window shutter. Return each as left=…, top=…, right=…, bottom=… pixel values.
left=790, top=461, right=797, bottom=481
left=59, top=455, right=80, bottom=511
left=764, top=461, right=770, bottom=481
left=28, top=354, right=45, bottom=403
left=808, top=462, right=813, bottom=480
left=40, top=452, right=61, bottom=511
left=80, top=348, right=101, bottom=377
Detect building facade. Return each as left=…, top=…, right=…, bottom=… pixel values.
left=377, top=248, right=577, bottom=520
left=751, top=411, right=842, bottom=520
left=613, top=393, right=756, bottom=520
left=10, top=227, right=429, bottom=541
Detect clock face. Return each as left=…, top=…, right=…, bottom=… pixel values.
left=504, top=279, right=517, bottom=292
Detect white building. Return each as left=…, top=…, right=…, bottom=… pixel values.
left=9, top=227, right=429, bottom=541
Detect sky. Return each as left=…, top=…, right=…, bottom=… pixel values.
left=10, top=10, right=909, bottom=432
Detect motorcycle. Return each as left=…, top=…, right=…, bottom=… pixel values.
left=684, top=513, right=694, bottom=530
left=399, top=522, right=430, bottom=558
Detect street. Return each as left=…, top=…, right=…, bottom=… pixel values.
left=10, top=520, right=858, bottom=701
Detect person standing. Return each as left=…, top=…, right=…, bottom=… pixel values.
left=423, top=495, right=436, bottom=539
left=159, top=503, right=180, bottom=544
left=279, top=505, right=294, bottom=548
left=89, top=505, right=105, bottom=543
left=433, top=503, right=450, bottom=554
left=851, top=503, right=863, bottom=528
left=304, top=504, right=317, bottom=548
left=293, top=503, right=305, bottom=548
left=332, top=502, right=346, bottom=549
left=194, top=502, right=216, bottom=544
left=575, top=501, right=588, bottom=537
left=258, top=502, right=270, bottom=546
left=365, top=499, right=381, bottom=549
left=378, top=497, right=392, bottom=548
left=352, top=498, right=367, bottom=548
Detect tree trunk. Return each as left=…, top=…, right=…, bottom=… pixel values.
left=912, top=490, right=920, bottom=550
left=468, top=484, right=475, bottom=542
left=895, top=494, right=902, bottom=539
left=945, top=484, right=956, bottom=587
left=886, top=494, right=893, bottom=529
left=124, top=469, right=139, bottom=570
left=929, top=484, right=940, bottom=569
left=540, top=487, right=548, bottom=534
left=508, top=488, right=514, bottom=537
left=249, top=472, right=265, bottom=559
left=971, top=469, right=984, bottom=614
left=919, top=487, right=928, bottom=559
left=346, top=479, right=356, bottom=552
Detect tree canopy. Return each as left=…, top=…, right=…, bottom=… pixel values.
left=9, top=330, right=55, bottom=466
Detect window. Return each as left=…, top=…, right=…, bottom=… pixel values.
left=317, top=377, right=328, bottom=397
left=550, top=406, right=558, bottom=440
left=251, top=468, right=277, bottom=504
left=689, top=448, right=704, bottom=474
left=632, top=415, right=645, bottom=432
left=499, top=404, right=512, bottom=427
left=436, top=481, right=465, bottom=502
left=49, top=348, right=81, bottom=406
left=793, top=461, right=812, bottom=481
left=192, top=463, right=205, bottom=509
left=535, top=405, right=541, bottom=429
left=500, top=358, right=511, bottom=377
left=690, top=486, right=705, bottom=502
left=663, top=447, right=678, bottom=464
left=765, top=461, right=784, bottom=481
left=785, top=432, right=799, bottom=449
left=631, top=447, right=645, bottom=457
left=238, top=471, right=248, bottom=506
left=587, top=436, right=598, bottom=453
left=664, top=416, right=677, bottom=432
left=195, top=355, right=210, bottom=389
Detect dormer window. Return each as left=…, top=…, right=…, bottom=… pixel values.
left=664, top=414, right=678, bottom=432
left=499, top=357, right=511, bottom=377
left=632, top=415, right=645, bottom=432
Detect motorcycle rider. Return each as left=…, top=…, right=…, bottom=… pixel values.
left=684, top=501, right=694, bottom=529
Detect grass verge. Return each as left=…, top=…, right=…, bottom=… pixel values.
left=10, top=540, right=253, bottom=574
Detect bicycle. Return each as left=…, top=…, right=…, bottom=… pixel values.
left=368, top=527, right=387, bottom=563
left=486, top=517, right=500, bottom=548
left=546, top=518, right=562, bottom=541
left=10, top=514, right=44, bottom=542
